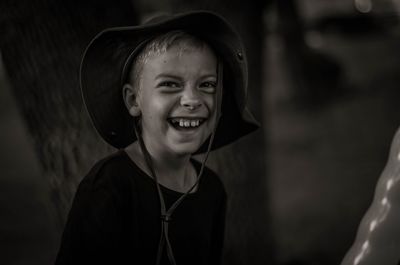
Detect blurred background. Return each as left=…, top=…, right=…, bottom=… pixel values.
left=1, top=0, right=400, bottom=264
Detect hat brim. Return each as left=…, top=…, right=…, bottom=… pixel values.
left=80, top=10, right=259, bottom=151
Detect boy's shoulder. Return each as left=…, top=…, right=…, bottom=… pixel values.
left=79, top=150, right=133, bottom=191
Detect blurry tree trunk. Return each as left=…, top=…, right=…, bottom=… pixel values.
left=138, top=0, right=275, bottom=264
left=0, top=0, right=138, bottom=236
left=276, top=0, right=343, bottom=107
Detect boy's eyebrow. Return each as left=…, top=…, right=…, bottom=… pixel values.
left=155, top=73, right=217, bottom=80
left=155, top=74, right=183, bottom=80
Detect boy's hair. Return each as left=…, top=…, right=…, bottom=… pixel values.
left=127, top=30, right=209, bottom=90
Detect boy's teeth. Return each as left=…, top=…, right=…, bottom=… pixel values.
left=172, top=118, right=203, bottom=128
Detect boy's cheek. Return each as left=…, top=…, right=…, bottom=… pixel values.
left=203, top=96, right=217, bottom=111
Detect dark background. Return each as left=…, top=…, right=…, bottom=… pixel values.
left=1, top=0, right=400, bottom=264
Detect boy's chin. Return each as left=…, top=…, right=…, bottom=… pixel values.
left=168, top=142, right=203, bottom=157
left=167, top=131, right=212, bottom=156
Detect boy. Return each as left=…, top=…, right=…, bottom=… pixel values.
left=56, top=11, right=258, bottom=265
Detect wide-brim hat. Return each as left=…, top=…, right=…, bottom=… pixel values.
left=80, top=10, right=259, bottom=151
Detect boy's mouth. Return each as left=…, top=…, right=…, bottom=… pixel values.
left=168, top=117, right=206, bottom=130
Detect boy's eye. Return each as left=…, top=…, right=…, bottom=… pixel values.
left=157, top=81, right=182, bottom=92
left=199, top=81, right=217, bottom=94
left=158, top=81, right=180, bottom=88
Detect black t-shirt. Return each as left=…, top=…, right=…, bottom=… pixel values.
left=55, top=150, right=227, bottom=265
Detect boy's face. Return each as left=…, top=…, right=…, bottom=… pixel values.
left=130, top=44, right=218, bottom=157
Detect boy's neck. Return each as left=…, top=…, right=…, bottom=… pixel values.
left=124, top=142, right=197, bottom=193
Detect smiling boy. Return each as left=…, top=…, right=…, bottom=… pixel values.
left=56, top=11, right=258, bottom=265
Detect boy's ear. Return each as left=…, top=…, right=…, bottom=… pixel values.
left=122, top=83, right=141, bottom=117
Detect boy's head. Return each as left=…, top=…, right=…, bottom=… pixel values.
left=122, top=31, right=220, bottom=156
left=80, top=11, right=259, bottom=150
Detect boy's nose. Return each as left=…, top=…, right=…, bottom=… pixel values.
left=180, top=88, right=202, bottom=110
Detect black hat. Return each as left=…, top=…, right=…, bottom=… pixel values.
left=80, top=10, right=259, bottom=150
